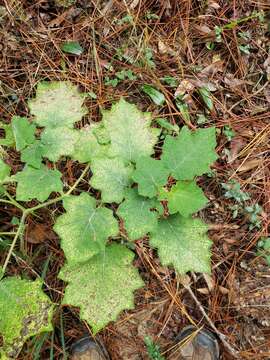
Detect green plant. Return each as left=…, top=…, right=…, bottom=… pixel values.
left=0, top=81, right=218, bottom=356
left=223, top=125, right=235, bottom=141
left=144, top=336, right=165, bottom=360
left=257, top=238, right=270, bottom=265
left=222, top=180, right=262, bottom=229
left=105, top=69, right=137, bottom=87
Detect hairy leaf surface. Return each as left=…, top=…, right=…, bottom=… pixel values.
left=0, top=159, right=10, bottom=183
left=11, top=116, right=36, bottom=151
left=132, top=156, right=169, bottom=198
left=102, top=98, right=157, bottom=163
left=0, top=122, right=14, bottom=147
left=54, top=193, right=118, bottom=264
left=41, top=127, right=79, bottom=162
left=14, top=165, right=63, bottom=202
left=28, top=81, right=87, bottom=129
left=0, top=277, right=53, bottom=358
left=90, top=158, right=133, bottom=203
left=59, top=244, right=144, bottom=333
left=150, top=215, right=212, bottom=274
left=71, top=126, right=109, bottom=163
left=117, top=188, right=158, bottom=241
left=159, top=181, right=208, bottom=217
left=161, top=126, right=217, bottom=180
left=21, top=140, right=44, bottom=168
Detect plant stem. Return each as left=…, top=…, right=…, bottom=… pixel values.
left=2, top=212, right=26, bottom=275
left=4, top=191, right=26, bottom=212
left=0, top=232, right=17, bottom=236
left=1, top=164, right=91, bottom=275
left=26, top=163, right=90, bottom=214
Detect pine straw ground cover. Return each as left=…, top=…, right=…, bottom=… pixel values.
left=0, top=0, right=269, bottom=359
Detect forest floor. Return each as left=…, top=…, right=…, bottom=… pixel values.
left=0, top=0, right=270, bottom=359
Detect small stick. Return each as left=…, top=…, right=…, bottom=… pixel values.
left=182, top=280, right=240, bottom=359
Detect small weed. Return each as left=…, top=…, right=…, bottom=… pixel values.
left=244, top=203, right=262, bottom=229
left=239, top=44, right=251, bottom=55
left=223, top=125, right=235, bottom=141
left=222, top=180, right=262, bottom=229
left=139, top=47, right=155, bottom=68
left=115, top=14, right=133, bottom=26
left=145, top=12, right=159, bottom=20
left=222, top=180, right=250, bottom=203
left=161, top=76, right=178, bottom=87
left=105, top=69, right=137, bottom=87
left=257, top=238, right=270, bottom=265
left=144, top=336, right=165, bottom=360
left=141, top=85, right=165, bottom=105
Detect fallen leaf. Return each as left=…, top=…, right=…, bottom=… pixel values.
left=236, top=159, right=262, bottom=173
left=26, top=222, right=55, bottom=244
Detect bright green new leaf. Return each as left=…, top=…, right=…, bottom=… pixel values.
left=21, top=140, right=44, bottom=168
left=54, top=193, right=118, bottom=265
left=150, top=215, right=212, bottom=274
left=102, top=98, right=157, bottom=163
left=0, top=277, right=53, bottom=358
left=159, top=181, right=208, bottom=217
left=28, top=81, right=87, bottom=129
left=90, top=158, right=133, bottom=203
left=61, top=41, right=83, bottom=55
left=141, top=85, right=165, bottom=105
left=14, top=165, right=63, bottom=202
left=0, top=159, right=10, bottom=183
left=11, top=116, right=36, bottom=151
left=0, top=122, right=15, bottom=147
left=71, top=126, right=109, bottom=163
left=41, top=127, right=79, bottom=162
left=59, top=244, right=144, bottom=334
left=132, top=156, right=169, bottom=198
left=117, top=188, right=158, bottom=241
left=161, top=126, right=217, bottom=180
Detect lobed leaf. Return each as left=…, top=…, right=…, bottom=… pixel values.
left=59, top=244, right=144, bottom=334
left=0, top=122, right=15, bottom=147
left=41, top=127, right=79, bottom=162
left=132, top=156, right=169, bottom=198
left=54, top=193, right=119, bottom=265
left=71, top=126, right=109, bottom=163
left=117, top=188, right=158, bottom=241
left=90, top=157, right=133, bottom=203
left=159, top=180, right=208, bottom=217
left=0, top=277, right=53, bottom=358
left=161, top=126, right=217, bottom=180
left=14, top=165, right=63, bottom=202
left=28, top=81, right=87, bottom=129
left=21, top=140, right=44, bottom=168
left=102, top=98, right=158, bottom=163
left=0, top=159, right=10, bottom=183
left=150, top=215, right=212, bottom=274
left=11, top=116, right=36, bottom=151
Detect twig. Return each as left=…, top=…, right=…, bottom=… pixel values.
left=182, top=280, right=241, bottom=359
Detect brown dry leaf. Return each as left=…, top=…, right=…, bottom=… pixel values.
left=224, top=74, right=250, bottom=89
left=219, top=286, right=229, bottom=295
left=174, top=79, right=195, bottom=97
left=237, top=159, right=262, bottom=173
left=129, top=0, right=140, bottom=9
left=197, top=288, right=210, bottom=295
left=26, top=223, right=54, bottom=244
left=200, top=59, right=224, bottom=77
left=227, top=136, right=246, bottom=163
left=203, top=273, right=215, bottom=292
